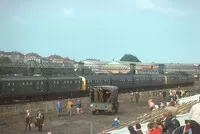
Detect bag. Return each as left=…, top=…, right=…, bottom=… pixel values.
left=30, top=123, right=35, bottom=128
left=171, top=118, right=180, bottom=129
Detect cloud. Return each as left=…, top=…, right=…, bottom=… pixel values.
left=62, top=8, right=74, bottom=17
left=135, top=0, right=186, bottom=16
left=13, top=16, right=27, bottom=24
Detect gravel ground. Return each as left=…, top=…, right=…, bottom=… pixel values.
left=0, top=81, right=200, bottom=134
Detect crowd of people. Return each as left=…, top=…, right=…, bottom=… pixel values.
left=24, top=98, right=83, bottom=133
left=23, top=86, right=200, bottom=134
left=125, top=87, right=200, bottom=134
left=55, top=98, right=83, bottom=117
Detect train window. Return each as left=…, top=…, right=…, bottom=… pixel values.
left=8, top=83, right=10, bottom=86
left=12, top=83, right=15, bottom=86
left=41, top=82, right=43, bottom=85
left=69, top=81, right=72, bottom=84
left=30, top=82, right=32, bottom=85
left=64, top=81, right=66, bottom=84
left=53, top=81, right=56, bottom=84
left=22, top=82, right=25, bottom=85
left=37, top=81, right=40, bottom=85
left=78, top=81, right=80, bottom=83
left=26, top=82, right=29, bottom=85
left=67, top=81, right=69, bottom=84
left=57, top=81, right=59, bottom=84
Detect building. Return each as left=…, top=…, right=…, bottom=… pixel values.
left=0, top=50, right=5, bottom=57
left=101, top=61, right=130, bottom=74
left=82, top=60, right=109, bottom=73
left=24, top=52, right=41, bottom=63
left=48, top=55, right=64, bottom=63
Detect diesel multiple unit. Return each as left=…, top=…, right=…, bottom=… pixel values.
left=0, top=73, right=194, bottom=102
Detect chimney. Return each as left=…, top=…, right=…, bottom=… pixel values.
left=130, top=63, right=136, bottom=75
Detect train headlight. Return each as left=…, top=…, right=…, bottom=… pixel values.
left=90, top=104, right=93, bottom=107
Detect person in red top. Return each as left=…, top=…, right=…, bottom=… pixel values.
left=147, top=122, right=161, bottom=134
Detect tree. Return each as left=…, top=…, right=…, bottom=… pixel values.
left=0, top=57, right=12, bottom=63
left=120, top=54, right=141, bottom=62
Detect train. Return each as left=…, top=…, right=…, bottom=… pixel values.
left=0, top=72, right=195, bottom=103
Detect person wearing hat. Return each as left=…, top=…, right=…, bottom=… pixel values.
left=25, top=109, right=32, bottom=132
left=36, top=110, right=44, bottom=132
left=112, top=117, right=120, bottom=127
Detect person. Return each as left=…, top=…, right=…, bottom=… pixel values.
left=67, top=98, right=73, bottom=116
left=158, top=91, right=163, bottom=102
left=47, top=131, right=52, bottom=134
left=128, top=125, right=137, bottom=134
left=76, top=99, right=82, bottom=114
left=188, top=102, right=200, bottom=134
left=56, top=99, right=62, bottom=117
left=36, top=110, right=44, bottom=132
left=155, top=118, right=163, bottom=133
left=106, top=90, right=111, bottom=103
left=94, top=88, right=99, bottom=102
left=162, top=112, right=180, bottom=134
left=135, top=123, right=143, bottom=134
left=130, top=91, right=134, bottom=102
left=112, top=117, right=120, bottom=127
left=99, top=88, right=104, bottom=102
left=147, top=122, right=161, bottom=134
left=25, top=109, right=32, bottom=132
left=148, top=98, right=155, bottom=111
left=135, top=91, right=140, bottom=103
left=162, top=91, right=166, bottom=101
left=164, top=101, right=178, bottom=116
left=160, top=101, right=165, bottom=108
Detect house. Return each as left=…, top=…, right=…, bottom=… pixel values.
left=24, top=52, right=41, bottom=63
left=48, top=55, right=64, bottom=63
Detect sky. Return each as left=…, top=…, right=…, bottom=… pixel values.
left=0, top=0, right=200, bottom=63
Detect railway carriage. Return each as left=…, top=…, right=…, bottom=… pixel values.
left=111, top=75, right=133, bottom=90
left=186, top=74, right=195, bottom=85
left=132, top=75, right=151, bottom=89
left=84, top=75, right=111, bottom=90
left=151, top=75, right=166, bottom=87
left=0, top=76, right=47, bottom=101
left=165, top=74, right=178, bottom=86
left=47, top=76, right=82, bottom=98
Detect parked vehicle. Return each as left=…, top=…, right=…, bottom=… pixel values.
left=90, top=85, right=119, bottom=115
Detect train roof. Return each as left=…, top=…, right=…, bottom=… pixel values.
left=47, top=76, right=81, bottom=80
left=0, top=76, right=46, bottom=81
